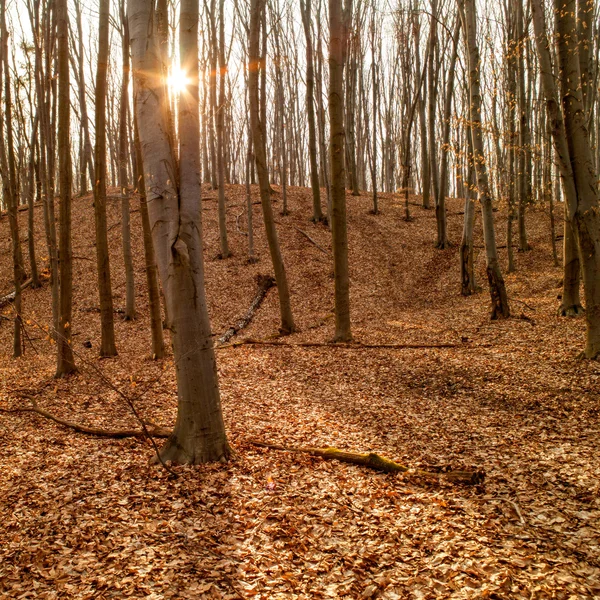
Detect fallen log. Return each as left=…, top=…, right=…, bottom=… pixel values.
left=217, top=275, right=275, bottom=345
left=2, top=399, right=171, bottom=439
left=0, top=279, right=33, bottom=309
left=251, top=441, right=484, bottom=485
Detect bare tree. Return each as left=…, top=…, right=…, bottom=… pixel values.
left=129, top=0, right=230, bottom=462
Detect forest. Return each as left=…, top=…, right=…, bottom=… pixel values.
left=0, top=0, right=599, bottom=596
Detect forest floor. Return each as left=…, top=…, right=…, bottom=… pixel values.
left=1, top=184, right=599, bottom=599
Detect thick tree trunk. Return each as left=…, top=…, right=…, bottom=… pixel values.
left=461, top=0, right=509, bottom=319
left=129, top=0, right=230, bottom=463
left=329, top=0, right=352, bottom=342
left=93, top=0, right=117, bottom=357
left=555, top=0, right=600, bottom=356
left=248, top=0, right=295, bottom=334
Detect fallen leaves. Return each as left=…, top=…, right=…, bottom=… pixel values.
left=0, top=185, right=599, bottom=598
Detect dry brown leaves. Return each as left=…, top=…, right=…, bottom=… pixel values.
left=0, top=185, right=599, bottom=599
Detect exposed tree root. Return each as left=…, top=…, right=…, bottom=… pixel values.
left=0, top=279, right=33, bottom=309
left=217, top=275, right=276, bottom=345
left=219, top=339, right=489, bottom=350
left=251, top=441, right=485, bottom=485
left=3, top=397, right=171, bottom=439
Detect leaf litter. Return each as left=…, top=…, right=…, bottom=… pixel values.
left=0, top=184, right=599, bottom=599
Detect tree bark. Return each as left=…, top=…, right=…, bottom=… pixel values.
left=300, top=0, right=324, bottom=221
left=119, top=0, right=135, bottom=321
left=129, top=0, right=230, bottom=462
left=329, top=0, right=352, bottom=342
left=55, top=0, right=76, bottom=375
left=555, top=0, right=600, bottom=356
left=436, top=16, right=460, bottom=249
left=460, top=0, right=510, bottom=319
left=248, top=0, right=295, bottom=334
left=93, top=0, right=118, bottom=357
left=133, top=114, right=165, bottom=358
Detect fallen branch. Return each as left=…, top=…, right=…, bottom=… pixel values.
left=4, top=396, right=171, bottom=439
left=218, top=338, right=488, bottom=350
left=251, top=441, right=484, bottom=485
left=274, top=220, right=330, bottom=255
left=0, top=279, right=33, bottom=309
left=217, top=275, right=275, bottom=345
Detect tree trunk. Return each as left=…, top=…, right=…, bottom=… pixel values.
left=436, top=16, right=460, bottom=249
left=460, top=0, right=509, bottom=319
left=216, top=0, right=230, bottom=258
left=329, top=0, right=352, bottom=341
left=555, top=0, right=600, bottom=356
left=129, top=0, right=230, bottom=463
left=300, top=0, right=323, bottom=221
left=460, top=123, right=477, bottom=295
left=248, top=0, right=295, bottom=334
left=119, top=0, right=135, bottom=321
left=0, top=0, right=23, bottom=357
left=515, top=0, right=531, bottom=252
left=133, top=114, right=165, bottom=359
left=55, top=0, right=76, bottom=375
left=93, top=0, right=118, bottom=357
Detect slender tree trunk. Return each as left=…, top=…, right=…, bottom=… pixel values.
left=460, top=125, right=477, bottom=295
left=119, top=0, right=135, bottom=320
left=0, top=0, right=24, bottom=357
left=428, top=0, right=440, bottom=211
left=460, top=0, right=510, bottom=319
left=248, top=0, right=295, bottom=334
left=130, top=0, right=230, bottom=463
left=300, top=0, right=323, bottom=221
left=74, top=0, right=94, bottom=193
left=133, top=114, right=165, bottom=358
left=414, top=17, right=430, bottom=210
left=93, top=0, right=117, bottom=357
left=55, top=0, right=76, bottom=375
left=216, top=0, right=230, bottom=258
left=516, top=0, right=530, bottom=251
left=436, top=17, right=460, bottom=249
left=27, top=115, right=41, bottom=288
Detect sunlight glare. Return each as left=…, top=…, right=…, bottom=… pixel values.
left=168, top=68, right=190, bottom=93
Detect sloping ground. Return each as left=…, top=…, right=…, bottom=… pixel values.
left=0, top=184, right=599, bottom=599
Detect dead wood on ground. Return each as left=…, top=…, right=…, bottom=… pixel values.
left=251, top=440, right=485, bottom=485
left=217, top=275, right=276, bottom=345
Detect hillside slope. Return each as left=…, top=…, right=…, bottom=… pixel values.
left=1, top=185, right=599, bottom=598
